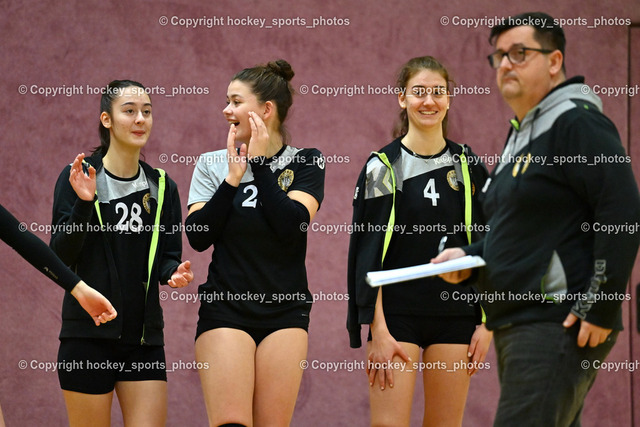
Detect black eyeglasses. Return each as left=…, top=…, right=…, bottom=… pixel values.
left=487, top=45, right=554, bottom=68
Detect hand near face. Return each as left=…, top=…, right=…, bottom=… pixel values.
left=69, top=153, right=96, bottom=202
left=247, top=111, right=270, bottom=159
left=225, top=124, right=247, bottom=187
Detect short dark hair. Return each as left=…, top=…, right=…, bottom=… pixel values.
left=489, top=12, right=566, bottom=73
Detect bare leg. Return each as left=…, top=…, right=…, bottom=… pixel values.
left=253, top=328, right=308, bottom=426
left=115, top=380, right=167, bottom=427
left=422, top=344, right=471, bottom=427
left=368, top=342, right=421, bottom=427
left=195, top=328, right=257, bottom=427
left=62, top=390, right=113, bottom=427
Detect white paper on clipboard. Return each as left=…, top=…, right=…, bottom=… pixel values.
left=366, top=255, right=486, bottom=287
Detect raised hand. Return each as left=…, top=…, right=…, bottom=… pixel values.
left=247, top=111, right=269, bottom=159
left=69, top=153, right=96, bottom=201
left=168, top=260, right=194, bottom=288
left=225, top=124, right=247, bottom=187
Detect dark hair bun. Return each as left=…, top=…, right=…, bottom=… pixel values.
left=267, top=59, right=295, bottom=82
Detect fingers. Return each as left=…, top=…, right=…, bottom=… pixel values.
left=588, top=332, right=601, bottom=348
left=468, top=334, right=478, bottom=360
left=562, top=313, right=577, bottom=328
left=168, top=273, right=190, bottom=288
left=438, top=269, right=471, bottom=284
left=247, top=112, right=269, bottom=157
left=576, top=327, right=589, bottom=348
left=430, top=247, right=465, bottom=264
left=457, top=269, right=472, bottom=282
left=105, top=305, right=117, bottom=320
left=227, top=124, right=237, bottom=153
left=172, top=261, right=194, bottom=287
left=179, top=260, right=191, bottom=273
left=88, top=165, right=96, bottom=181
left=367, top=363, right=376, bottom=386
left=468, top=339, right=479, bottom=376
left=396, top=344, right=412, bottom=363
left=93, top=308, right=117, bottom=327
left=379, top=367, right=388, bottom=390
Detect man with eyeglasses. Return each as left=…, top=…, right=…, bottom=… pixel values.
left=434, top=11, right=640, bottom=426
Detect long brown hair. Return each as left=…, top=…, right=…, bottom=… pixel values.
left=392, top=56, right=454, bottom=138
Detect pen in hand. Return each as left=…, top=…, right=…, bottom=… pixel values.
left=438, top=236, right=448, bottom=254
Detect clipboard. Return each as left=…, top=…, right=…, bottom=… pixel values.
left=366, top=255, right=486, bottom=287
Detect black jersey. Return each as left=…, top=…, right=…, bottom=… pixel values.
left=371, top=144, right=476, bottom=317
left=97, top=167, right=154, bottom=343
left=188, top=145, right=325, bottom=328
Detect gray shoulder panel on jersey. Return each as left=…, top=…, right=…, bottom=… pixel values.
left=95, top=168, right=108, bottom=201
left=364, top=150, right=454, bottom=200
left=364, top=156, right=393, bottom=199
left=271, top=146, right=304, bottom=172
left=496, top=84, right=602, bottom=174
left=398, top=149, right=453, bottom=183
left=96, top=167, right=151, bottom=203
left=198, top=150, right=230, bottom=183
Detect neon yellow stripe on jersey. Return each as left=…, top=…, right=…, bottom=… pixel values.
left=372, top=152, right=396, bottom=267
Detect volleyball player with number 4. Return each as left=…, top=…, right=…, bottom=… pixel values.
left=347, top=56, right=492, bottom=426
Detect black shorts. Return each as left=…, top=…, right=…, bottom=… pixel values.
left=57, top=338, right=167, bottom=395
left=367, top=315, right=477, bottom=349
left=196, top=318, right=308, bottom=347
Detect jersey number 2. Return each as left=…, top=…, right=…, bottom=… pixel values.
left=423, top=178, right=440, bottom=206
left=242, top=185, right=258, bottom=208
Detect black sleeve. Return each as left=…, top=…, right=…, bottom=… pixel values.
left=50, top=165, right=95, bottom=266
left=249, top=151, right=325, bottom=242
left=185, top=180, right=238, bottom=252
left=558, top=109, right=640, bottom=328
left=347, top=157, right=391, bottom=348
left=0, top=203, right=80, bottom=292
left=287, top=149, right=325, bottom=207
left=158, top=177, right=184, bottom=284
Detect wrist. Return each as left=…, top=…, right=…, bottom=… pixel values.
left=225, top=175, right=241, bottom=187
left=370, top=321, right=389, bottom=336
left=70, top=281, right=86, bottom=298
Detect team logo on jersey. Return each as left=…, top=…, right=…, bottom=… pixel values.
left=447, top=170, right=476, bottom=194
left=142, top=192, right=152, bottom=214
left=278, top=169, right=295, bottom=191
left=315, top=155, right=326, bottom=170
left=447, top=170, right=459, bottom=191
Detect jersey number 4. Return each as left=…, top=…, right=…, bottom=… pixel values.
left=423, top=178, right=440, bottom=206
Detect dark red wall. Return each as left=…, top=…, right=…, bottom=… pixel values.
left=1, top=1, right=638, bottom=425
